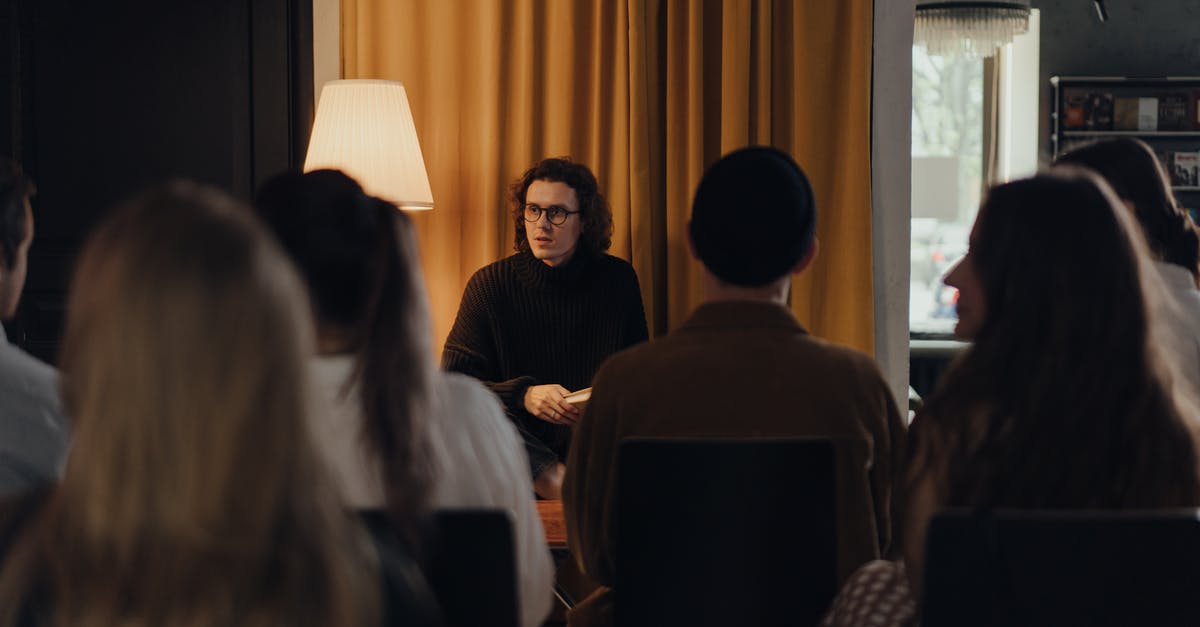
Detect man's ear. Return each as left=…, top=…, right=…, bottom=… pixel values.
left=685, top=223, right=699, bottom=260
left=792, top=238, right=819, bottom=275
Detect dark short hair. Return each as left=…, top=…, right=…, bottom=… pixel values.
left=510, top=157, right=612, bottom=257
left=689, top=146, right=816, bottom=287
left=0, top=160, right=35, bottom=269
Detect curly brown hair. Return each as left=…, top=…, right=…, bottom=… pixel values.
left=510, top=157, right=612, bottom=257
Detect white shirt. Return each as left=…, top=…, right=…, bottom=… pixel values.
left=1152, top=261, right=1200, bottom=410
left=0, top=325, right=69, bottom=497
left=309, top=356, right=554, bottom=627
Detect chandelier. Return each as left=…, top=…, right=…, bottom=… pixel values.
left=915, top=0, right=1032, bottom=58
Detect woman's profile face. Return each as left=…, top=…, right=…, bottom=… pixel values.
left=944, top=222, right=986, bottom=340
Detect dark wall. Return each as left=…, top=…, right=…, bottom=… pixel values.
left=1035, top=0, right=1200, bottom=163
left=1, top=0, right=313, bottom=363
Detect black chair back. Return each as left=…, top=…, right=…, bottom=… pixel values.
left=923, top=509, right=1200, bottom=627
left=615, top=438, right=837, bottom=627
left=362, top=508, right=518, bottom=627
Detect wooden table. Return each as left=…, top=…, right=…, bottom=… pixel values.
left=537, top=499, right=586, bottom=610
left=537, top=499, right=568, bottom=550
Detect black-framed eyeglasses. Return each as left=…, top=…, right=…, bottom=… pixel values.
left=523, top=203, right=580, bottom=226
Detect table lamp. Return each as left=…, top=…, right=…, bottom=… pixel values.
left=304, top=79, right=433, bottom=210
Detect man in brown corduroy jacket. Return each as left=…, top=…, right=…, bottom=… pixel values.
left=562, top=146, right=906, bottom=627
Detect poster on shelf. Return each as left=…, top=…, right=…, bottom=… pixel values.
left=1115, top=98, right=1140, bottom=130
left=1085, top=93, right=1113, bottom=130
left=1063, top=92, right=1087, bottom=130
left=1138, top=98, right=1160, bottom=131
left=1173, top=152, right=1199, bottom=187
left=1159, top=93, right=1190, bottom=131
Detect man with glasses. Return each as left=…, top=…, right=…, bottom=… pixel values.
left=443, top=157, right=648, bottom=498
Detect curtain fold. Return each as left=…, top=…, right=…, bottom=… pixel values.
left=342, top=0, right=874, bottom=355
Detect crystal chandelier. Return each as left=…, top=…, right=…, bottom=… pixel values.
left=915, top=0, right=1032, bottom=58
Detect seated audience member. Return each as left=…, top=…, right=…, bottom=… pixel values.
left=563, top=146, right=906, bottom=627
left=1055, top=138, right=1200, bottom=405
left=442, top=157, right=649, bottom=499
left=256, top=170, right=553, bottom=627
left=0, top=161, right=68, bottom=498
left=823, top=171, right=1200, bottom=627
left=0, top=183, right=441, bottom=626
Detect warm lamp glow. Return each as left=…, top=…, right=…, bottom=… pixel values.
left=304, top=79, right=433, bottom=210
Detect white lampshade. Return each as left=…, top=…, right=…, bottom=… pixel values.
left=304, top=79, right=434, bottom=210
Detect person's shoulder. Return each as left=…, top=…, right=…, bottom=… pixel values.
left=790, top=334, right=890, bottom=387
left=467, top=253, right=523, bottom=283
left=489, top=252, right=525, bottom=271
left=432, top=372, right=515, bottom=435
left=0, top=345, right=61, bottom=408
left=804, top=335, right=880, bottom=365
left=437, top=372, right=502, bottom=408
left=0, top=344, right=57, bottom=385
left=460, top=254, right=525, bottom=304
left=596, top=253, right=637, bottom=275
left=594, top=254, right=642, bottom=292
left=597, top=253, right=633, bottom=268
left=591, top=337, right=662, bottom=383
left=427, top=373, right=529, bottom=503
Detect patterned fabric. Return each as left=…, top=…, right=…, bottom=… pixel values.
left=822, top=560, right=918, bottom=627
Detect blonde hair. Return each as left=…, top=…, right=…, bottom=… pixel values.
left=0, top=182, right=377, bottom=626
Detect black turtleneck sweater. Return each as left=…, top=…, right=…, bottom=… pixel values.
left=442, top=249, right=649, bottom=478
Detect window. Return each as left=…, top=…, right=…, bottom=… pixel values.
left=910, top=48, right=983, bottom=335
left=910, top=11, right=1040, bottom=337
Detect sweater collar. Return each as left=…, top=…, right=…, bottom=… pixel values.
left=516, top=248, right=594, bottom=289
left=678, top=300, right=808, bottom=335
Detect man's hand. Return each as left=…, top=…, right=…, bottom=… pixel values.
left=533, top=462, right=566, bottom=500
left=524, top=384, right=581, bottom=425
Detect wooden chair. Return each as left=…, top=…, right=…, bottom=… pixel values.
left=923, top=509, right=1200, bottom=626
left=615, top=438, right=837, bottom=627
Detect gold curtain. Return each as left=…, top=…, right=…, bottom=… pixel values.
left=343, top=0, right=875, bottom=354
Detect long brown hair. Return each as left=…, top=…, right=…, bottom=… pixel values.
left=912, top=171, right=1200, bottom=510
left=1056, top=137, right=1200, bottom=279
left=255, top=170, right=433, bottom=541
left=0, top=182, right=377, bottom=626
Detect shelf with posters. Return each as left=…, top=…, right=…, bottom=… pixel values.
left=1052, top=76, right=1200, bottom=224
